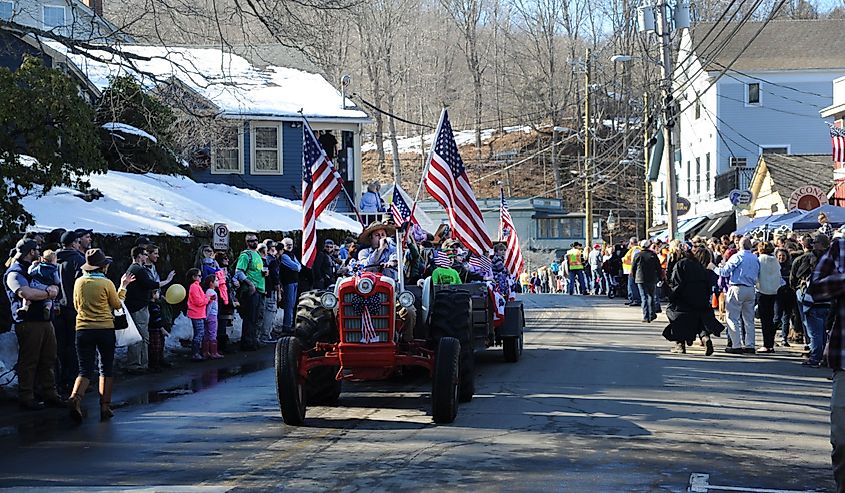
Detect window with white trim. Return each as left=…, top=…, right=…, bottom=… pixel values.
left=746, top=83, right=760, bottom=105
left=695, top=157, right=701, bottom=195
left=705, top=153, right=711, bottom=193
left=730, top=156, right=747, bottom=168
left=43, top=5, right=66, bottom=32
left=761, top=146, right=788, bottom=155
left=212, top=126, right=242, bottom=174
left=0, top=1, right=13, bottom=21
left=251, top=124, right=281, bottom=174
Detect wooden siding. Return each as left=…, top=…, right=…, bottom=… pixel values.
left=192, top=121, right=354, bottom=213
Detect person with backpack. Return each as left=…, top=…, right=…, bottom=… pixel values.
left=54, top=230, right=86, bottom=396
left=4, top=239, right=65, bottom=410
left=234, top=233, right=265, bottom=351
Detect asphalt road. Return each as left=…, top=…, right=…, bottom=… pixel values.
left=0, top=294, right=835, bottom=492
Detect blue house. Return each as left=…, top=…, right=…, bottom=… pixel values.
left=51, top=43, right=371, bottom=213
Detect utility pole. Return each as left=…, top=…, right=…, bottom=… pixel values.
left=657, top=0, right=678, bottom=240
left=584, top=48, right=592, bottom=250
left=644, top=93, right=651, bottom=231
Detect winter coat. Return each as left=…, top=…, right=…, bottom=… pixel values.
left=756, top=254, right=784, bottom=296
left=187, top=281, right=211, bottom=320
left=662, top=256, right=724, bottom=344
left=631, top=249, right=661, bottom=284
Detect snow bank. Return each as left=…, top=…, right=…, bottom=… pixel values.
left=102, top=122, right=158, bottom=143
left=21, top=169, right=362, bottom=235
left=47, top=41, right=368, bottom=122
left=362, top=125, right=532, bottom=155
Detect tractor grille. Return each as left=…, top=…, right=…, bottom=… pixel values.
left=340, top=291, right=392, bottom=343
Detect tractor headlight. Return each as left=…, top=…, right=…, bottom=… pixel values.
left=398, top=291, right=415, bottom=308
left=357, top=277, right=374, bottom=295
left=320, top=292, right=338, bottom=310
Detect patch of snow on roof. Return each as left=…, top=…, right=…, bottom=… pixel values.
left=362, top=125, right=532, bottom=154
left=102, top=122, right=158, bottom=143
left=47, top=41, right=369, bottom=121
left=22, top=169, right=362, bottom=235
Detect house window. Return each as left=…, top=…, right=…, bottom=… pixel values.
left=43, top=5, right=66, bottom=32
left=686, top=161, right=691, bottom=196
left=694, top=100, right=701, bottom=120
left=211, top=126, right=242, bottom=174
left=695, top=157, right=701, bottom=194
left=746, top=83, right=760, bottom=105
left=705, top=153, right=711, bottom=193
left=730, top=156, right=747, bottom=168
left=0, top=1, right=13, bottom=20
left=761, top=146, right=788, bottom=155
left=536, top=218, right=584, bottom=239
left=251, top=124, right=281, bottom=174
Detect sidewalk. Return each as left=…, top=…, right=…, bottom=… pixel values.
left=0, top=343, right=277, bottom=431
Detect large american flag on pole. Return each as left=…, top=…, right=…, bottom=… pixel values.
left=302, top=120, right=343, bottom=268
left=424, top=109, right=492, bottom=257
left=499, top=188, right=525, bottom=276
left=390, top=185, right=416, bottom=228
left=831, top=123, right=845, bottom=163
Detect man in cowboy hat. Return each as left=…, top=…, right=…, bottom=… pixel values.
left=356, top=221, right=416, bottom=341
left=4, top=239, right=65, bottom=409
left=357, top=221, right=398, bottom=279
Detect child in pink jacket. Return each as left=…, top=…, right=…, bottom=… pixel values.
left=186, top=268, right=213, bottom=361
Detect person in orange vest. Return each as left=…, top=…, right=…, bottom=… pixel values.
left=565, top=242, right=588, bottom=295
left=622, top=237, right=642, bottom=306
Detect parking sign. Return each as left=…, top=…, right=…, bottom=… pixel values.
left=213, top=223, right=229, bottom=250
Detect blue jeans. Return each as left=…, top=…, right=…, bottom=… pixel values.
left=568, top=270, right=586, bottom=295
left=638, top=283, right=656, bottom=321
left=775, top=286, right=794, bottom=342
left=75, top=329, right=115, bottom=379
left=804, top=305, right=830, bottom=364
left=282, top=282, right=298, bottom=330
left=627, top=274, right=641, bottom=304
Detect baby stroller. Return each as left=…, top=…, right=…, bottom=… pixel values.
left=607, top=274, right=624, bottom=299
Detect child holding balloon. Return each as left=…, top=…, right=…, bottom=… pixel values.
left=186, top=268, right=214, bottom=361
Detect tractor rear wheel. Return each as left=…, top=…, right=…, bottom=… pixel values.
left=432, top=337, right=460, bottom=424
left=275, top=336, right=306, bottom=425
left=294, top=291, right=341, bottom=405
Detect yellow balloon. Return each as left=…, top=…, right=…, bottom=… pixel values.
left=165, top=284, right=186, bottom=305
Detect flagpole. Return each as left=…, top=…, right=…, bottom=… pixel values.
left=408, top=107, right=447, bottom=230
left=300, top=112, right=365, bottom=226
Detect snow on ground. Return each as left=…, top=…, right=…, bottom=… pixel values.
left=362, top=125, right=532, bottom=155
left=102, top=122, right=158, bottom=143
left=21, top=169, right=362, bottom=235
left=47, top=41, right=368, bottom=122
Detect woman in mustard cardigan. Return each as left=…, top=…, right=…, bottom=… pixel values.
left=70, top=249, right=135, bottom=422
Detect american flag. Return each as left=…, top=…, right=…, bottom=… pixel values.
left=424, top=109, right=492, bottom=257
left=831, top=123, right=845, bottom=163
left=433, top=250, right=453, bottom=267
left=499, top=188, right=525, bottom=276
left=302, top=120, right=343, bottom=268
left=468, top=254, right=492, bottom=276
left=390, top=185, right=416, bottom=228
left=353, top=294, right=381, bottom=343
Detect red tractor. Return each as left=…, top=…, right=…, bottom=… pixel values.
left=275, top=271, right=465, bottom=425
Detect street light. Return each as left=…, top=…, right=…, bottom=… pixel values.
left=607, top=211, right=618, bottom=246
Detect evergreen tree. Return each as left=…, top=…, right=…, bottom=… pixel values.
left=95, top=75, right=186, bottom=175
left=0, top=57, right=106, bottom=232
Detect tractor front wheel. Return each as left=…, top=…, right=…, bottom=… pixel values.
left=432, top=337, right=460, bottom=424
left=275, top=336, right=306, bottom=425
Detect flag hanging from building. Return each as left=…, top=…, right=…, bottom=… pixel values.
left=831, top=123, right=845, bottom=163
left=424, top=109, right=492, bottom=257
left=302, top=120, right=343, bottom=268
left=390, top=184, right=416, bottom=228
left=499, top=188, right=525, bottom=276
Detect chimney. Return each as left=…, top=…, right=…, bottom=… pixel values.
left=82, top=0, right=103, bottom=16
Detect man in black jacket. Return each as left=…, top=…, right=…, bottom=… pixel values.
left=631, top=240, right=662, bottom=323
left=124, top=246, right=162, bottom=374
left=54, top=231, right=86, bottom=394
left=311, top=240, right=336, bottom=290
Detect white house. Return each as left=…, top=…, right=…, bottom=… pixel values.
left=0, top=0, right=129, bottom=42
left=652, top=19, right=845, bottom=224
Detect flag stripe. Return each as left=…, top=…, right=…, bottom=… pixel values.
left=500, top=188, right=525, bottom=276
